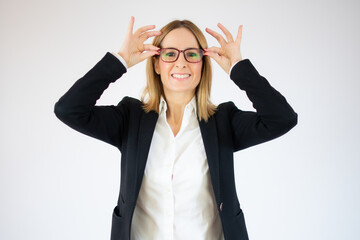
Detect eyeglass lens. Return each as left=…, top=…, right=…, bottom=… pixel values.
left=160, top=48, right=203, bottom=63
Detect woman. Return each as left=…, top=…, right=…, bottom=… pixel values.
left=54, top=17, right=297, bottom=240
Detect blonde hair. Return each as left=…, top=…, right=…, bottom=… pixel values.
left=141, top=20, right=216, bottom=122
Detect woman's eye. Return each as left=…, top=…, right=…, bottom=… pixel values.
left=186, top=52, right=199, bottom=58
left=165, top=52, right=176, bottom=57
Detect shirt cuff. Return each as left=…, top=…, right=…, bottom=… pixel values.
left=111, top=52, right=128, bottom=69
left=229, top=60, right=241, bottom=75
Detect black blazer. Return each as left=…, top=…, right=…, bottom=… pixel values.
left=54, top=52, right=297, bottom=240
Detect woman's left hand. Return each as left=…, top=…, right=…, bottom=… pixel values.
left=204, top=23, right=243, bottom=74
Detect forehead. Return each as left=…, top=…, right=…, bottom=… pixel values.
left=161, top=28, right=199, bottom=49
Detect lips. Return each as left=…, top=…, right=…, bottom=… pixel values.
left=171, top=73, right=191, bottom=79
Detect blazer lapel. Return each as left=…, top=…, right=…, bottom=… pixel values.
left=133, top=111, right=159, bottom=199
left=199, top=117, right=221, bottom=203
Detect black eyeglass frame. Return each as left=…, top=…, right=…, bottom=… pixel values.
left=157, top=48, right=205, bottom=63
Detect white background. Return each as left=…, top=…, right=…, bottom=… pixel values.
left=1, top=0, right=359, bottom=239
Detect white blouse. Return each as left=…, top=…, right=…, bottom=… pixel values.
left=130, top=96, right=224, bottom=240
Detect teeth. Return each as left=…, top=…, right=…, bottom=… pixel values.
left=172, top=74, right=190, bottom=79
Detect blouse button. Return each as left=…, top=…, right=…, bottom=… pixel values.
left=219, top=202, right=223, bottom=211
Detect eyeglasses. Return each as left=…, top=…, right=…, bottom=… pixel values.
left=158, top=48, right=204, bottom=63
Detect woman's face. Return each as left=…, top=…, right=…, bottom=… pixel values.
left=154, top=28, right=203, bottom=98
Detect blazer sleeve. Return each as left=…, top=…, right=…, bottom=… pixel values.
left=227, top=59, right=298, bottom=151
left=54, top=52, right=128, bottom=148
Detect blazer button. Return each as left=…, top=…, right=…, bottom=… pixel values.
left=219, top=202, right=223, bottom=211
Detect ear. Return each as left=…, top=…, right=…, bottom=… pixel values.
left=154, top=57, right=160, bottom=75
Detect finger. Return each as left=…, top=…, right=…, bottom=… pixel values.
left=139, top=31, right=162, bottom=42
left=204, top=51, right=225, bottom=70
left=205, top=46, right=226, bottom=57
left=205, top=27, right=227, bottom=47
left=127, top=16, right=135, bottom=35
left=134, top=25, right=157, bottom=36
left=139, top=51, right=160, bottom=61
left=143, top=44, right=160, bottom=51
left=204, top=46, right=221, bottom=54
left=217, top=23, right=234, bottom=42
left=204, top=50, right=220, bottom=60
left=235, top=25, right=243, bottom=44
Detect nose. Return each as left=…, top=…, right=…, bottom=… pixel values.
left=175, top=52, right=187, bottom=68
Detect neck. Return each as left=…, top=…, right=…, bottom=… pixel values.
left=163, top=90, right=195, bottom=124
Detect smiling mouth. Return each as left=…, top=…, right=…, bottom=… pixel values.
left=171, top=73, right=191, bottom=79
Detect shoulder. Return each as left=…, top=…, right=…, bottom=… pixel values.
left=117, top=96, right=143, bottom=111
left=118, top=96, right=142, bottom=105
left=216, top=101, right=237, bottom=113
left=211, top=101, right=239, bottom=121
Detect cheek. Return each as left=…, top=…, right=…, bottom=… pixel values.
left=159, top=62, right=172, bottom=74
left=192, top=63, right=203, bottom=78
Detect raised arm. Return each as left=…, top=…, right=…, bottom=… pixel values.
left=227, top=59, right=298, bottom=151
left=54, top=17, right=161, bottom=148
left=205, top=23, right=297, bottom=151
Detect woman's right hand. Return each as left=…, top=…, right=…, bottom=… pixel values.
left=117, top=16, right=161, bottom=68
